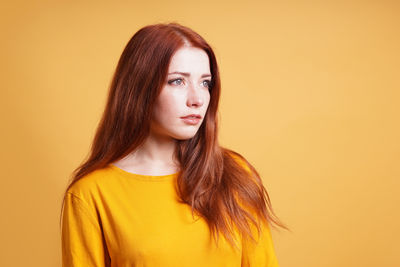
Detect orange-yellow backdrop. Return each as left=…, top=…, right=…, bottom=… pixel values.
left=0, top=1, right=399, bottom=266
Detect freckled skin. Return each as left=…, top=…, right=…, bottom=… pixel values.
left=151, top=46, right=211, bottom=140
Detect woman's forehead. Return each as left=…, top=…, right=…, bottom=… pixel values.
left=168, top=47, right=210, bottom=75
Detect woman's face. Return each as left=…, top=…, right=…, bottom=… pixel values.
left=151, top=46, right=211, bottom=140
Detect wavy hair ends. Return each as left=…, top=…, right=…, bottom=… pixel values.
left=60, top=22, right=287, bottom=251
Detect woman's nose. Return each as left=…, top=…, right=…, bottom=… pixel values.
left=186, top=83, right=204, bottom=107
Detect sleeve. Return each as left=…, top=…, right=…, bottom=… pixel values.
left=61, top=192, right=109, bottom=267
left=241, top=218, right=280, bottom=267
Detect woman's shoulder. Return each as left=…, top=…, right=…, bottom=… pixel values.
left=65, top=165, right=115, bottom=201
left=226, top=149, right=252, bottom=174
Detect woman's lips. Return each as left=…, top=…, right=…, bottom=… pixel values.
left=180, top=115, right=201, bottom=125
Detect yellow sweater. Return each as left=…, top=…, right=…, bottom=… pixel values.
left=61, top=163, right=280, bottom=267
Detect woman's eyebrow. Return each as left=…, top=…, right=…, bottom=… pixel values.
left=168, top=71, right=212, bottom=78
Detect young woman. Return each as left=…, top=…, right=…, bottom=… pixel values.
left=60, top=22, right=287, bottom=267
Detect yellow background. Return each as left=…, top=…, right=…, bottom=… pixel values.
left=1, top=0, right=399, bottom=266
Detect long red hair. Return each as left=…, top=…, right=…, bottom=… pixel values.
left=60, top=22, right=287, bottom=250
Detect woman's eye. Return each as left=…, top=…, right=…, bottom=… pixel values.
left=202, top=80, right=211, bottom=88
left=168, top=78, right=184, bottom=85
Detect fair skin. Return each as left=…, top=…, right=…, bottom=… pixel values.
left=112, top=46, right=211, bottom=176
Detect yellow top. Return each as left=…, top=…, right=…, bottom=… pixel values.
left=61, top=163, right=280, bottom=267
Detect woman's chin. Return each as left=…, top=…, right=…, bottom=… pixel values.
left=171, top=130, right=199, bottom=141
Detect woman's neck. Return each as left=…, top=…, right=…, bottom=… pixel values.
left=112, top=133, right=180, bottom=176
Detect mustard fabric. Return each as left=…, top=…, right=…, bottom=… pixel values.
left=61, top=163, right=280, bottom=267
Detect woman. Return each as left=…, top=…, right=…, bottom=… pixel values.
left=60, top=22, right=287, bottom=267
